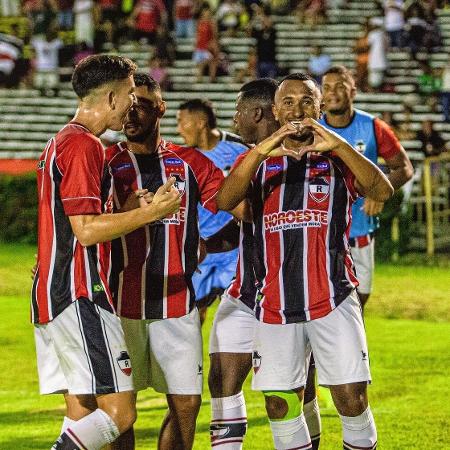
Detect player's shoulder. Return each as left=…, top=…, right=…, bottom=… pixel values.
left=105, top=141, right=127, bottom=164
left=163, top=141, right=216, bottom=169
left=353, top=109, right=376, bottom=123
left=56, top=123, right=102, bottom=157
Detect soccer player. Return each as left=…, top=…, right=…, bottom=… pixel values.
left=217, top=73, right=394, bottom=450
left=176, top=99, right=247, bottom=322
left=32, top=55, right=181, bottom=450
left=106, top=74, right=227, bottom=450
left=320, top=65, right=413, bottom=308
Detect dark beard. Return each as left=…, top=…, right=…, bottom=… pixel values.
left=125, top=131, right=148, bottom=143
left=327, top=106, right=347, bottom=115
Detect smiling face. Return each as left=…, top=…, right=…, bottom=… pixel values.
left=273, top=79, right=321, bottom=145
left=108, top=75, right=136, bottom=131
left=123, top=85, right=165, bottom=143
left=322, top=72, right=356, bottom=115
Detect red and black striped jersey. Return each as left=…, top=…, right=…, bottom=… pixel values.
left=31, top=123, right=115, bottom=325
left=246, top=152, right=360, bottom=324
left=106, top=140, right=224, bottom=320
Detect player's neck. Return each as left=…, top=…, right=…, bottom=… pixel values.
left=324, top=108, right=354, bottom=128
left=71, top=109, right=107, bottom=137
left=127, top=132, right=161, bottom=155
left=198, top=128, right=220, bottom=151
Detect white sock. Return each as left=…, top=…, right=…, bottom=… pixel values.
left=340, top=406, right=377, bottom=449
left=210, top=392, right=247, bottom=449
left=304, top=398, right=321, bottom=443
left=65, top=409, right=120, bottom=450
left=269, top=414, right=311, bottom=450
left=61, top=416, right=76, bottom=434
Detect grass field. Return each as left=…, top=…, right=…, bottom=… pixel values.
left=0, top=244, right=449, bottom=449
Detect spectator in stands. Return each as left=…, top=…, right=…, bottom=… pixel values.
left=307, top=45, right=331, bottom=84
left=354, top=19, right=370, bottom=92
left=404, top=2, right=427, bottom=59
left=383, top=0, right=405, bottom=48
left=296, top=0, right=327, bottom=28
left=173, top=0, right=196, bottom=38
left=74, top=0, right=95, bottom=47
left=56, top=0, right=74, bottom=30
left=73, top=40, right=94, bottom=66
left=367, top=17, right=388, bottom=92
left=423, top=14, right=442, bottom=52
left=440, top=62, right=450, bottom=123
left=193, top=3, right=219, bottom=82
left=24, top=0, right=58, bottom=37
left=0, top=25, right=23, bottom=88
left=417, top=60, right=441, bottom=109
left=149, top=55, right=173, bottom=91
left=250, top=5, right=277, bottom=78
left=235, top=46, right=257, bottom=83
left=417, top=119, right=447, bottom=156
left=216, top=0, right=243, bottom=36
left=129, top=0, right=167, bottom=44
left=97, top=0, right=120, bottom=47
left=31, top=27, right=63, bottom=96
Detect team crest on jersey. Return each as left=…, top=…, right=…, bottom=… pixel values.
left=117, top=351, right=132, bottom=376
left=252, top=351, right=262, bottom=374
left=165, top=157, right=183, bottom=165
left=355, top=140, right=366, bottom=153
left=37, top=160, right=46, bottom=170
left=170, top=173, right=186, bottom=196
left=309, top=177, right=330, bottom=203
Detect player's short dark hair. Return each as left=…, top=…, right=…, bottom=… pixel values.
left=278, top=72, right=319, bottom=88
left=134, top=72, right=160, bottom=92
left=323, top=65, right=355, bottom=84
left=239, top=78, right=278, bottom=107
left=178, top=98, right=217, bottom=129
left=72, top=54, right=137, bottom=99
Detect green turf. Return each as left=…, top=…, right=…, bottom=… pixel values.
left=0, top=244, right=449, bottom=449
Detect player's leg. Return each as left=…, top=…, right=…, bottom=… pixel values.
left=351, top=238, right=375, bottom=310
left=148, top=308, right=203, bottom=449
left=208, top=294, right=255, bottom=449
left=304, top=356, right=321, bottom=450
left=48, top=299, right=136, bottom=450
left=309, top=291, right=377, bottom=450
left=252, top=320, right=312, bottom=449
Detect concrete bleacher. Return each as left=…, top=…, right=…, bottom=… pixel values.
left=1, top=0, right=450, bottom=161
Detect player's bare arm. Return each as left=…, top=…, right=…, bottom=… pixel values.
left=70, top=178, right=181, bottom=246
left=300, top=118, right=394, bottom=202
left=216, top=124, right=299, bottom=211
left=363, top=148, right=413, bottom=216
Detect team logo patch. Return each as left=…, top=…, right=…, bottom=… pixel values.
left=37, top=160, right=45, bottom=170
left=314, top=161, right=329, bottom=170
left=117, top=351, right=132, bottom=376
left=267, top=163, right=282, bottom=172
left=355, top=140, right=366, bottom=153
left=112, top=163, right=133, bottom=173
left=171, top=173, right=186, bottom=196
left=309, top=177, right=330, bottom=203
left=165, top=157, right=183, bottom=165
left=252, top=351, right=262, bottom=374
left=210, top=424, right=231, bottom=440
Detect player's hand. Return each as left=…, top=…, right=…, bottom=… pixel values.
left=254, top=122, right=301, bottom=159
left=363, top=198, right=384, bottom=216
left=147, top=177, right=181, bottom=220
left=297, top=118, right=348, bottom=154
left=121, top=189, right=154, bottom=212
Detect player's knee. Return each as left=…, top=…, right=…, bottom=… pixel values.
left=100, top=400, right=137, bottom=433
left=263, top=391, right=303, bottom=421
left=170, top=394, right=202, bottom=419
left=331, top=383, right=368, bottom=416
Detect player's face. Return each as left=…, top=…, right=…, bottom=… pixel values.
left=233, top=94, right=256, bottom=144
left=123, top=85, right=165, bottom=143
left=109, top=76, right=136, bottom=131
left=176, top=109, right=200, bottom=147
left=322, top=73, right=356, bottom=115
left=273, top=79, right=321, bottom=125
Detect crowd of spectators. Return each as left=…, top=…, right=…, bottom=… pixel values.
left=0, top=0, right=449, bottom=157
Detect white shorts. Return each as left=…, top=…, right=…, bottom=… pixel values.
left=35, top=298, right=134, bottom=395
left=121, top=308, right=203, bottom=395
left=252, top=291, right=371, bottom=391
left=193, top=49, right=212, bottom=64
left=351, top=239, right=375, bottom=295
left=209, top=293, right=256, bottom=354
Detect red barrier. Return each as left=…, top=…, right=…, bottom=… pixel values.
left=0, top=160, right=37, bottom=175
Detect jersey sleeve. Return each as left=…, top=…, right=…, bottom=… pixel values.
left=198, top=158, right=225, bottom=214
left=374, top=118, right=404, bottom=161
left=58, top=135, right=105, bottom=216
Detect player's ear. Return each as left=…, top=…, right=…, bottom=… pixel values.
left=272, top=103, right=278, bottom=121
left=254, top=107, right=263, bottom=123
left=108, top=91, right=116, bottom=110
left=158, top=100, right=166, bottom=118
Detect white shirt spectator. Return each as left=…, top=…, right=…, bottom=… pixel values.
left=384, top=0, right=404, bottom=32
left=368, top=28, right=387, bottom=71
left=74, top=0, right=94, bottom=46
left=32, top=37, right=63, bottom=71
